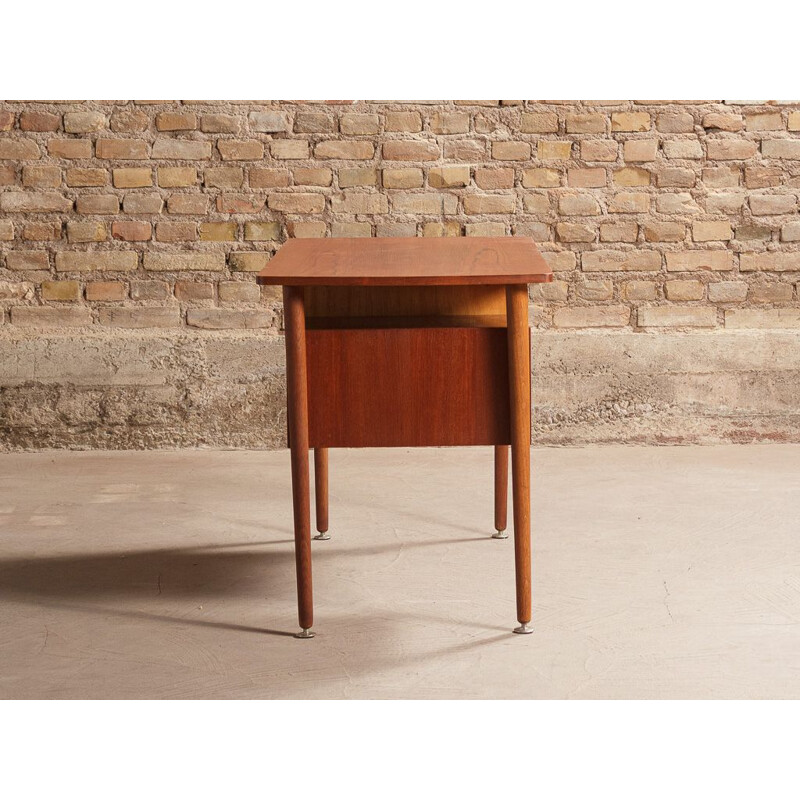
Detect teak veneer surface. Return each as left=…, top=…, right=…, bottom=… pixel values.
left=257, top=237, right=552, bottom=286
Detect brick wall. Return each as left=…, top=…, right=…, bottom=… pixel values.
left=2, top=99, right=800, bottom=334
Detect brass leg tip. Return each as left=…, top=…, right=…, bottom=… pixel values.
left=491, top=530, right=508, bottom=539
left=313, top=532, right=331, bottom=540
left=294, top=628, right=315, bottom=639
left=513, top=623, right=533, bottom=635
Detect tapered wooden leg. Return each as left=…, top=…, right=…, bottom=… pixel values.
left=314, top=447, right=330, bottom=540
left=493, top=445, right=509, bottom=538
left=283, top=285, right=315, bottom=638
left=506, top=284, right=532, bottom=634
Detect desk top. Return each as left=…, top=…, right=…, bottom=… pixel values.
left=256, top=237, right=552, bottom=286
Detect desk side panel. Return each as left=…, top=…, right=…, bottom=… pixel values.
left=306, top=327, right=511, bottom=447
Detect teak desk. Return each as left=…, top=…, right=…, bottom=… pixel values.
left=257, top=237, right=552, bottom=638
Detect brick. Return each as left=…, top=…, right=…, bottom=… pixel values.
left=568, top=168, right=606, bottom=187
left=745, top=166, right=782, bottom=189
left=725, top=309, right=800, bottom=328
left=0, top=220, right=13, bottom=241
left=556, top=223, right=595, bottom=243
left=622, top=281, right=657, bottom=301
left=377, top=222, right=418, bottom=237
left=383, top=141, right=439, bottom=161
left=707, top=140, right=757, bottom=160
left=665, top=279, right=704, bottom=300
left=42, top=279, right=81, bottom=301
left=536, top=141, right=570, bottom=160
left=186, top=309, right=274, bottom=329
left=228, top=252, right=270, bottom=272
left=656, top=113, right=694, bottom=133
left=12, top=307, right=92, bottom=327
left=428, top=166, right=470, bottom=188
left=218, top=281, right=260, bottom=303
left=662, top=139, right=702, bottom=159
left=293, top=112, right=334, bottom=133
left=608, top=192, right=650, bottom=213
left=475, top=168, right=514, bottom=189
left=22, top=222, right=60, bottom=241
left=0, top=191, right=72, bottom=212
left=287, top=221, right=327, bottom=238
left=152, top=139, right=211, bottom=160
left=736, top=224, right=772, bottom=241
left=657, top=193, right=700, bottom=214
left=175, top=280, right=214, bottom=300
left=748, top=283, right=793, bottom=303
left=22, top=165, right=61, bottom=188
left=708, top=281, right=747, bottom=302
left=522, top=168, right=561, bottom=188
left=704, top=167, right=740, bottom=188
left=463, top=194, right=516, bottom=214
left=47, top=139, right=92, bottom=159
left=553, top=306, right=629, bottom=328
left=581, top=140, right=617, bottom=161
left=429, top=112, right=469, bottom=134
left=144, top=252, right=226, bottom=271
left=339, top=167, right=378, bottom=187
left=271, top=140, right=310, bottom=160
left=19, top=111, right=60, bottom=131
left=693, top=221, right=732, bottom=241
left=65, top=168, right=107, bottom=187
left=0, top=280, right=34, bottom=299
left=0, top=110, right=15, bottom=130
left=201, top=114, right=239, bottom=133
left=112, top=221, right=151, bottom=241
left=293, top=167, right=332, bottom=186
left=250, top=168, right=290, bottom=188
left=577, top=280, right=613, bottom=300
left=331, top=222, right=372, bottom=237
left=382, top=168, right=423, bottom=189
left=657, top=167, right=696, bottom=187
left=268, top=192, right=326, bottom=213
left=199, top=222, right=237, bottom=241
left=749, top=194, right=796, bottom=215
left=745, top=112, right=783, bottom=131
left=112, top=167, right=151, bottom=188
left=85, top=281, right=126, bottom=301
left=637, top=306, right=716, bottom=327
left=0, top=140, right=41, bottom=160
left=542, top=251, right=577, bottom=272
left=600, top=222, right=638, bottom=243
left=110, top=109, right=149, bottom=133
left=565, top=113, right=605, bottom=133
left=216, top=193, right=264, bottom=213
left=130, top=280, right=170, bottom=300
left=422, top=221, right=461, bottom=237
left=249, top=110, right=289, bottom=132
left=614, top=167, right=650, bottom=186
left=159, top=167, right=198, bottom=187
left=56, top=251, right=138, bottom=272
left=0, top=165, right=16, bottom=185
left=705, top=193, right=746, bottom=214
left=96, top=139, right=149, bottom=159
left=98, top=308, right=180, bottom=328
left=67, top=221, right=107, bottom=243
left=244, top=221, right=280, bottom=241
left=166, top=194, right=206, bottom=214
left=530, top=281, right=568, bottom=301
left=331, top=191, right=388, bottom=214
left=665, top=250, right=732, bottom=272
left=385, top=112, right=422, bottom=132
left=781, top=222, right=800, bottom=241
left=444, top=140, right=485, bottom=161
left=740, top=252, right=800, bottom=272
left=156, top=221, right=197, bottom=242
left=611, top=112, right=650, bottom=131
left=789, top=112, right=800, bottom=132
left=643, top=222, right=685, bottom=242
left=465, top=222, right=506, bottom=236
left=392, top=193, right=457, bottom=214
left=519, top=112, right=559, bottom=133
left=340, top=114, right=380, bottom=135
left=316, top=140, right=375, bottom=159
left=702, top=113, right=743, bottom=132
left=155, top=112, right=197, bottom=131
left=6, top=251, right=50, bottom=270
left=558, top=193, right=600, bottom=215
left=582, top=250, right=661, bottom=272
left=218, top=139, right=264, bottom=160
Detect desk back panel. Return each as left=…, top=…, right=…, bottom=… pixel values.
left=306, top=327, right=514, bottom=448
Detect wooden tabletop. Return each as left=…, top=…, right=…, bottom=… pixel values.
left=256, top=237, right=552, bottom=286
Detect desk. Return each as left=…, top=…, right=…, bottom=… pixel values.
left=257, top=237, right=553, bottom=638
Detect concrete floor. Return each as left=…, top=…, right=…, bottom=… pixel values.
left=0, top=444, right=799, bottom=699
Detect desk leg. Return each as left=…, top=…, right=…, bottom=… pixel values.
left=492, top=445, right=509, bottom=539
left=283, top=286, right=315, bottom=639
left=506, top=284, right=532, bottom=635
left=314, top=448, right=330, bottom=540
